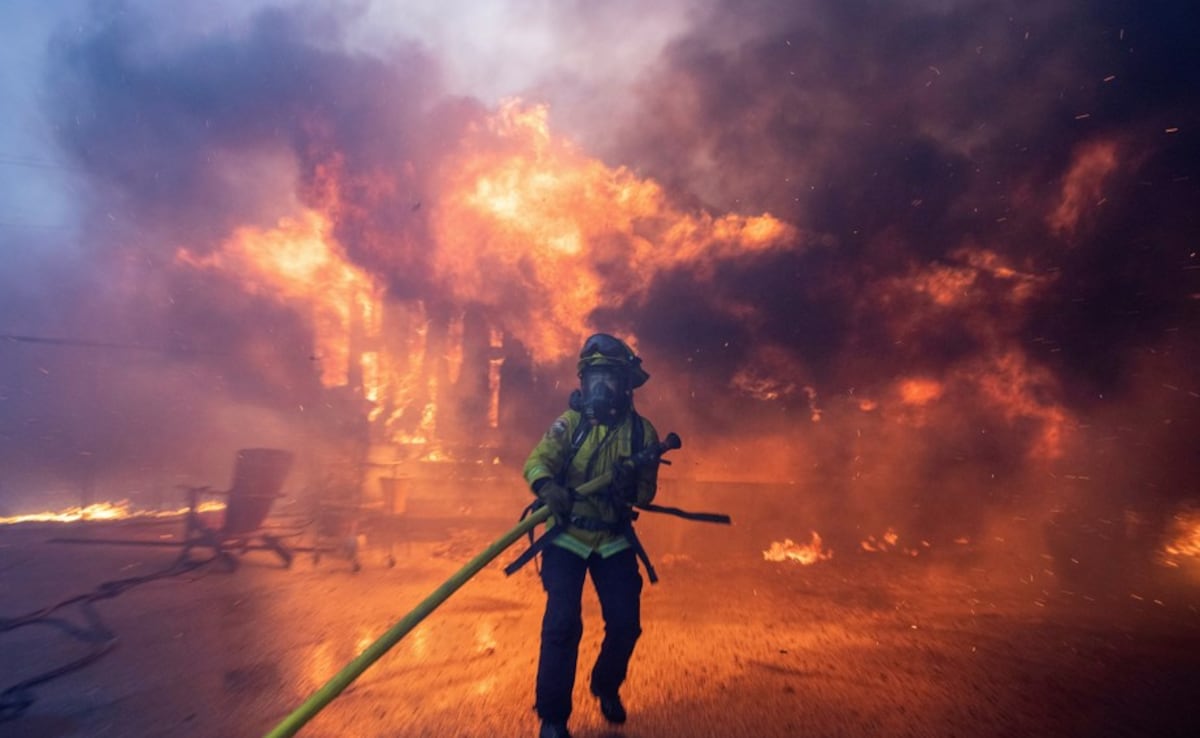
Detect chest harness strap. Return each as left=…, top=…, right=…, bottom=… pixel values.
left=503, top=417, right=596, bottom=577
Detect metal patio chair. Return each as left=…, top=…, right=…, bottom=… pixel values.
left=180, top=448, right=295, bottom=569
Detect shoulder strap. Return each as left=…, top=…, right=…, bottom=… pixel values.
left=510, top=415, right=591, bottom=577
left=571, top=415, right=593, bottom=449
left=554, top=415, right=593, bottom=486
left=552, top=415, right=590, bottom=484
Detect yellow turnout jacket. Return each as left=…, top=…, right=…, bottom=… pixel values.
left=523, top=409, right=659, bottom=558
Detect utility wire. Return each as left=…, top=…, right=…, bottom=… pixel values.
left=0, top=154, right=85, bottom=174
left=1, top=333, right=229, bottom=357
left=0, top=221, right=73, bottom=230
left=1, top=333, right=170, bottom=353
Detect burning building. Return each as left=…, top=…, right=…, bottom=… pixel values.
left=1, top=1, right=1199, bottom=736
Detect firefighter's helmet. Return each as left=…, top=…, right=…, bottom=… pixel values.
left=576, top=333, right=649, bottom=389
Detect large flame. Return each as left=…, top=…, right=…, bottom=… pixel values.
left=174, top=102, right=799, bottom=379
left=177, top=208, right=382, bottom=388
left=431, top=99, right=797, bottom=362
left=165, top=97, right=1077, bottom=486
left=170, top=99, right=799, bottom=458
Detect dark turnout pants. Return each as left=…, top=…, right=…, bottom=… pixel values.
left=536, top=544, right=643, bottom=724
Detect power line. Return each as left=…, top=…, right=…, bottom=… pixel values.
left=0, top=333, right=227, bottom=357
left=2, top=333, right=165, bottom=352
left=0, top=154, right=84, bottom=174
left=0, top=221, right=73, bottom=230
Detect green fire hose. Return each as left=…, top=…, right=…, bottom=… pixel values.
left=262, top=433, right=682, bottom=738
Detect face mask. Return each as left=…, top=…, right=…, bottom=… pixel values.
left=581, top=368, right=627, bottom=423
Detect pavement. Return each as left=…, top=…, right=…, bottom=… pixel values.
left=2, top=480, right=1199, bottom=738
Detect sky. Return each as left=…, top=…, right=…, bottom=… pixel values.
left=0, top=0, right=1196, bottom=556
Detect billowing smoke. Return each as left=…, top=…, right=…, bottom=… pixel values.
left=1, top=1, right=1196, bottom=571
left=2, top=3, right=461, bottom=506
left=606, top=0, right=1199, bottom=551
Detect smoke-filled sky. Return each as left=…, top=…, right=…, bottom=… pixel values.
left=1, top=0, right=1196, bottom=549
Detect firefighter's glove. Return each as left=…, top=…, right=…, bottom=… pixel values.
left=539, top=481, right=574, bottom=524
left=610, top=460, right=637, bottom=504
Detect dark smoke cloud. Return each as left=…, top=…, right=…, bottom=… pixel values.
left=602, top=0, right=1199, bottom=554
left=45, top=4, right=463, bottom=281
left=618, top=0, right=1197, bottom=389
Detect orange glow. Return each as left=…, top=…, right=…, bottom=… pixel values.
left=889, top=246, right=1048, bottom=313
left=957, top=248, right=1044, bottom=302
left=730, top=345, right=804, bottom=401
left=899, top=378, right=943, bottom=406
left=912, top=263, right=976, bottom=306
left=730, top=372, right=789, bottom=401
left=1161, top=509, right=1200, bottom=567
left=361, top=351, right=381, bottom=403
left=445, top=310, right=466, bottom=386
left=873, top=244, right=1063, bottom=446
left=967, top=350, right=1068, bottom=459
left=432, top=99, right=796, bottom=363
left=876, top=244, right=1069, bottom=459
left=177, top=208, right=382, bottom=387
left=475, top=618, right=498, bottom=655
left=763, top=533, right=834, bottom=565
left=487, top=357, right=504, bottom=429
left=1048, top=139, right=1119, bottom=237
left=487, top=322, right=505, bottom=429
left=802, top=386, right=823, bottom=423
left=355, top=625, right=385, bottom=656
left=174, top=174, right=452, bottom=453
left=304, top=640, right=338, bottom=693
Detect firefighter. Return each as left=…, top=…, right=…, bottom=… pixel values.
left=523, top=333, right=660, bottom=738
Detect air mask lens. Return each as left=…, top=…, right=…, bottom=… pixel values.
left=584, top=368, right=620, bottom=393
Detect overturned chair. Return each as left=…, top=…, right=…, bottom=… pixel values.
left=180, top=448, right=296, bottom=569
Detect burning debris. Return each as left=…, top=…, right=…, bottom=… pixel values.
left=1161, top=507, right=1200, bottom=568
left=0, top=500, right=223, bottom=526
left=763, top=533, right=833, bottom=566
left=859, top=528, right=927, bottom=558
